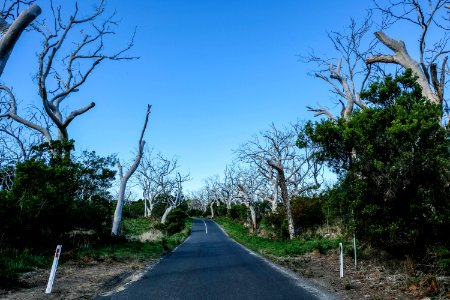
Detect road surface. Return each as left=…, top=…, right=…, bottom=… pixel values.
left=97, top=219, right=338, bottom=300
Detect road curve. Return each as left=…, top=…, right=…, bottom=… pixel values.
left=97, top=219, right=339, bottom=300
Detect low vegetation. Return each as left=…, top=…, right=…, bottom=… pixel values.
left=216, top=217, right=345, bottom=257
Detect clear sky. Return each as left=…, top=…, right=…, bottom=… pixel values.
left=3, top=1, right=404, bottom=193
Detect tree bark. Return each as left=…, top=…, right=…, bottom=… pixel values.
left=366, top=31, right=441, bottom=105
left=249, top=204, right=257, bottom=232
left=111, top=105, right=151, bottom=236
left=210, top=201, right=215, bottom=218
left=0, top=4, right=41, bottom=77
left=161, top=205, right=174, bottom=224
left=269, top=160, right=295, bottom=240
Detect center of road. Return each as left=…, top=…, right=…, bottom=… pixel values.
left=97, top=219, right=338, bottom=300
left=202, top=219, right=208, bottom=234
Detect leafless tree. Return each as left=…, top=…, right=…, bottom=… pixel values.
left=368, top=0, right=449, bottom=111
left=235, top=167, right=263, bottom=232
left=137, top=149, right=189, bottom=222
left=237, top=123, right=321, bottom=239
left=138, top=149, right=177, bottom=217
left=302, top=14, right=378, bottom=121
left=0, top=0, right=136, bottom=152
left=204, top=175, right=223, bottom=218
left=220, top=164, right=239, bottom=210
left=111, top=104, right=150, bottom=236
left=0, top=1, right=41, bottom=77
left=160, top=172, right=190, bottom=224
left=188, top=189, right=209, bottom=212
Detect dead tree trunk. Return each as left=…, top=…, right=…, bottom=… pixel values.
left=0, top=3, right=41, bottom=77
left=269, top=160, right=295, bottom=240
left=161, top=205, right=174, bottom=224
left=111, top=105, right=151, bottom=236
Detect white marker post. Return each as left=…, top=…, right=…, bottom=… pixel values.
left=45, top=245, right=62, bottom=294
left=339, top=242, right=344, bottom=278
left=353, top=234, right=357, bottom=269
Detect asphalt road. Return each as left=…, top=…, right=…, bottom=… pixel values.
left=97, top=219, right=338, bottom=300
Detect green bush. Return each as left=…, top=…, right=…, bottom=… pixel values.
left=165, top=208, right=189, bottom=235
left=306, top=71, right=450, bottom=254
left=260, top=208, right=290, bottom=240
left=291, top=196, right=325, bottom=233
left=228, top=204, right=247, bottom=221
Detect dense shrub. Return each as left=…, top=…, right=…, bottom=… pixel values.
left=0, top=141, right=116, bottom=249
left=165, top=208, right=189, bottom=235
left=260, top=208, right=289, bottom=240
left=123, top=200, right=146, bottom=219
left=228, top=204, right=247, bottom=221
left=291, top=196, right=325, bottom=233
left=306, top=71, right=450, bottom=254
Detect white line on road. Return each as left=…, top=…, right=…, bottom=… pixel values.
left=202, top=220, right=208, bottom=234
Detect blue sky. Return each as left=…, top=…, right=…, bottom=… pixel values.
left=4, top=1, right=401, bottom=192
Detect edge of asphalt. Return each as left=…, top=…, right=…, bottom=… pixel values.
left=96, top=229, right=193, bottom=299
left=210, top=219, right=342, bottom=300
left=97, top=219, right=341, bottom=300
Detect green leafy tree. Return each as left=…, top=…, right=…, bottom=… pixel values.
left=0, top=141, right=116, bottom=248
left=306, top=70, right=450, bottom=254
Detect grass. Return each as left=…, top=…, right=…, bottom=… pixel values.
left=0, top=248, right=52, bottom=286
left=0, top=216, right=193, bottom=288
left=215, top=217, right=345, bottom=257
left=123, top=217, right=154, bottom=236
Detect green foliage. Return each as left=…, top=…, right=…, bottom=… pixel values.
left=291, top=196, right=325, bottom=233
left=306, top=71, right=450, bottom=254
left=0, top=249, right=51, bottom=286
left=164, top=218, right=192, bottom=250
left=122, top=217, right=154, bottom=236
left=123, top=199, right=146, bottom=219
left=165, top=208, right=189, bottom=235
left=260, top=209, right=290, bottom=240
left=0, top=142, right=116, bottom=249
left=227, top=203, right=248, bottom=221
left=76, top=240, right=165, bottom=262
left=216, top=217, right=344, bottom=256
left=434, top=246, right=450, bottom=273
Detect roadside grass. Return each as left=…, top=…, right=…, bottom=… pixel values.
left=0, top=248, right=51, bottom=286
left=0, top=217, right=193, bottom=288
left=123, top=217, right=154, bottom=236
left=215, top=217, right=346, bottom=257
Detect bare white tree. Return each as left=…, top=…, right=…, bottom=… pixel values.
left=138, top=149, right=176, bottom=217
left=160, top=172, right=190, bottom=223
left=237, top=123, right=321, bottom=239
left=111, top=104, right=150, bottom=236
left=368, top=0, right=449, bottom=110
left=204, top=175, right=222, bottom=218
left=302, top=14, right=377, bottom=121
left=0, top=1, right=41, bottom=77
left=220, top=165, right=239, bottom=210
left=0, top=0, right=136, bottom=151
left=235, top=167, right=262, bottom=232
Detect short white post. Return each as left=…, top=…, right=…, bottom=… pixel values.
left=45, top=245, right=62, bottom=294
left=339, top=242, right=344, bottom=278
left=353, top=234, right=357, bottom=269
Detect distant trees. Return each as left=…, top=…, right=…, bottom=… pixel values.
left=237, top=123, right=321, bottom=239
left=136, top=148, right=190, bottom=223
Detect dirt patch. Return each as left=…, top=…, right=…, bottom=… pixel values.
left=270, top=251, right=450, bottom=300
left=0, top=259, right=159, bottom=300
